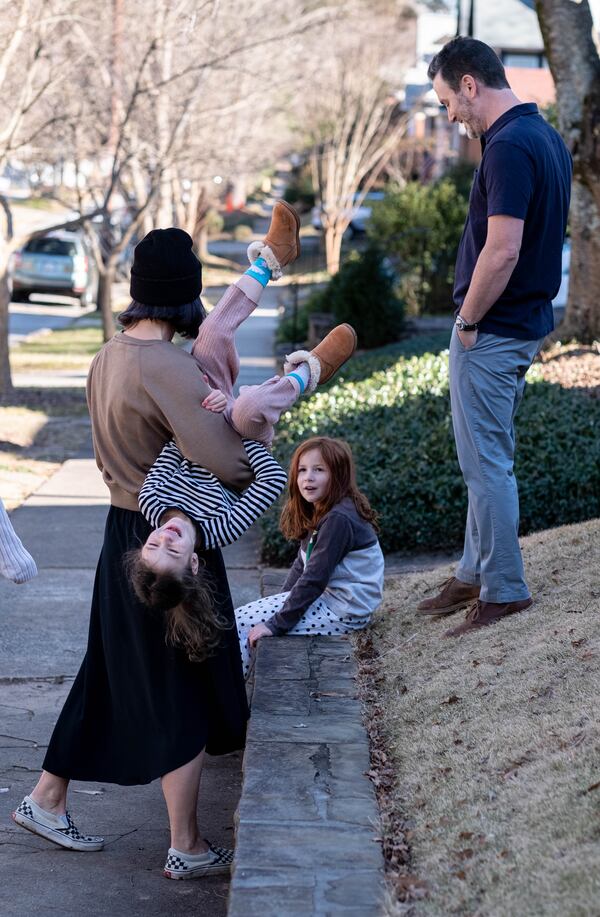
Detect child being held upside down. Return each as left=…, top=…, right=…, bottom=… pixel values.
left=127, top=204, right=358, bottom=664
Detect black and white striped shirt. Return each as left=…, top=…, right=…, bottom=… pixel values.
left=139, top=439, right=287, bottom=549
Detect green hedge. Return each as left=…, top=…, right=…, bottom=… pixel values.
left=262, top=334, right=600, bottom=564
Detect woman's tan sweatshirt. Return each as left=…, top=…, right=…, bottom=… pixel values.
left=86, top=334, right=253, bottom=510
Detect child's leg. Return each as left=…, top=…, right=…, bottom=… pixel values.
left=192, top=259, right=272, bottom=397
left=231, top=320, right=359, bottom=444
left=285, top=597, right=356, bottom=638
left=234, top=592, right=290, bottom=679
left=230, top=366, right=311, bottom=446
left=0, top=499, right=37, bottom=584
left=232, top=320, right=359, bottom=442
left=234, top=593, right=357, bottom=679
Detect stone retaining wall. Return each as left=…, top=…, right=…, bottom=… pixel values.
left=228, top=635, right=385, bottom=916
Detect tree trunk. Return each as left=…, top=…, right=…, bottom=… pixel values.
left=155, top=9, right=174, bottom=229
left=190, top=186, right=211, bottom=259
left=0, top=195, right=14, bottom=395
left=565, top=177, right=600, bottom=340
left=0, top=263, right=13, bottom=396
left=535, top=0, right=600, bottom=342
left=172, top=174, right=187, bottom=230
left=108, top=0, right=124, bottom=156
left=195, top=223, right=210, bottom=261
left=130, top=158, right=154, bottom=237
left=97, top=257, right=117, bottom=341
left=324, top=225, right=344, bottom=275
left=156, top=177, right=174, bottom=229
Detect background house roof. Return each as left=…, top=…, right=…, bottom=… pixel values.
left=457, top=0, right=544, bottom=51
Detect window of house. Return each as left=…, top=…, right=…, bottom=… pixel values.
left=502, top=52, right=547, bottom=68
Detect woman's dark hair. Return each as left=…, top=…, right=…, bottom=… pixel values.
left=118, top=297, right=206, bottom=339
left=427, top=37, right=509, bottom=92
left=124, top=548, right=229, bottom=662
left=280, top=436, right=379, bottom=541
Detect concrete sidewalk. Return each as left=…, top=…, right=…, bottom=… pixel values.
left=0, top=455, right=262, bottom=917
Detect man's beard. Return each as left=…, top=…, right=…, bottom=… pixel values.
left=464, top=122, right=482, bottom=140
left=458, top=97, right=484, bottom=139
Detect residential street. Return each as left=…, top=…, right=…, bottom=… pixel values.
left=9, top=300, right=95, bottom=346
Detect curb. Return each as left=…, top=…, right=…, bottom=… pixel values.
left=228, top=636, right=385, bottom=916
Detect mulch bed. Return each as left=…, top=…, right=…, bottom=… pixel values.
left=538, top=343, right=600, bottom=397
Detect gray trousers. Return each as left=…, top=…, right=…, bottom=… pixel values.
left=449, top=328, right=543, bottom=603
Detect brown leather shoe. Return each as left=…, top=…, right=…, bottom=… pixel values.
left=444, top=597, right=533, bottom=638
left=247, top=201, right=300, bottom=279
left=416, top=576, right=480, bottom=616
left=284, top=324, right=357, bottom=391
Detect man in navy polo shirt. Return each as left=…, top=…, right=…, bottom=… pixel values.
left=416, top=37, right=572, bottom=636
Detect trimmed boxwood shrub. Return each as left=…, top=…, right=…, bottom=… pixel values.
left=262, top=334, right=600, bottom=564
left=277, top=246, right=404, bottom=349
left=317, top=246, right=405, bottom=348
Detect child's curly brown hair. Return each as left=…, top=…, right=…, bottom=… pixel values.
left=124, top=549, right=229, bottom=663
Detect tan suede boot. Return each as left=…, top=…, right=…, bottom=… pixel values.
left=247, top=201, right=300, bottom=279
left=284, top=324, right=357, bottom=392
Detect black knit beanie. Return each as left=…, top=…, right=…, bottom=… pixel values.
left=130, top=228, right=202, bottom=307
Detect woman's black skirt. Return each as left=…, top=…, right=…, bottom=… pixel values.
left=43, top=507, right=249, bottom=785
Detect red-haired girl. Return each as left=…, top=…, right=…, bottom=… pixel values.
left=236, top=436, right=384, bottom=677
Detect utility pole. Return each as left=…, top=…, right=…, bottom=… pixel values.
left=468, top=0, right=475, bottom=37
left=457, top=0, right=476, bottom=37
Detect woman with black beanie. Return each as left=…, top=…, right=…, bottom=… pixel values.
left=11, top=220, right=296, bottom=879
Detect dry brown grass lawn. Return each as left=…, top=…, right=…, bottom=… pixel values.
left=0, top=391, right=89, bottom=508
left=367, top=518, right=600, bottom=917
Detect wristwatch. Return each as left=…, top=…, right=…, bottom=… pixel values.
left=455, top=313, right=479, bottom=332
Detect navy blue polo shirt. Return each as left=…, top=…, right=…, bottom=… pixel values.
left=454, top=103, right=572, bottom=340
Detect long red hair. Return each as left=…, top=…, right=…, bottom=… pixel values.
left=280, top=436, right=379, bottom=541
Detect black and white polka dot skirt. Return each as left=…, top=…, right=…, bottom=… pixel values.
left=234, top=592, right=355, bottom=678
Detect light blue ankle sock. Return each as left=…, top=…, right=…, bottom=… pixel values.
left=287, top=371, right=306, bottom=394
left=285, top=362, right=311, bottom=395
left=245, top=256, right=272, bottom=287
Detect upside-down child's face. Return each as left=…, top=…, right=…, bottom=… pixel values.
left=296, top=448, right=331, bottom=505
left=141, top=511, right=199, bottom=577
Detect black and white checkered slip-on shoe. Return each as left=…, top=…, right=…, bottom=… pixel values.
left=163, top=841, right=234, bottom=879
left=11, top=795, right=104, bottom=852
